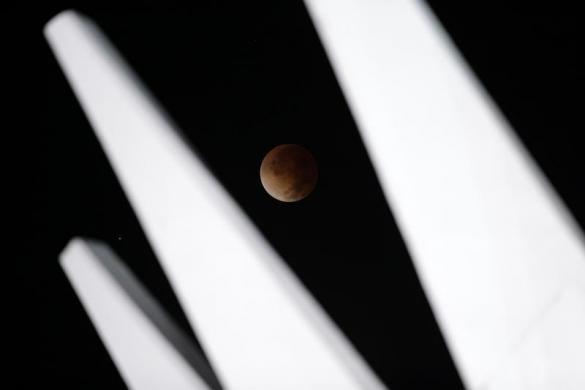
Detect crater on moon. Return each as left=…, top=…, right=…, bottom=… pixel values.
left=260, top=144, right=318, bottom=202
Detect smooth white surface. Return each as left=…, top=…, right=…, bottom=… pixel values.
left=60, top=238, right=212, bottom=390
left=305, top=1, right=585, bottom=389
left=45, top=11, right=386, bottom=390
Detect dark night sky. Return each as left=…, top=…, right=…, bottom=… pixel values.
left=21, top=1, right=584, bottom=388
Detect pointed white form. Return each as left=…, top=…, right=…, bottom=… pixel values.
left=60, top=238, right=220, bottom=390
left=45, top=11, right=387, bottom=390
left=305, top=1, right=585, bottom=389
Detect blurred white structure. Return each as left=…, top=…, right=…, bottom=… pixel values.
left=305, top=1, right=585, bottom=389
left=60, top=238, right=219, bottom=390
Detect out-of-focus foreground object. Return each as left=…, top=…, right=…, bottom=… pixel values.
left=59, top=238, right=220, bottom=390
left=305, top=1, right=585, bottom=389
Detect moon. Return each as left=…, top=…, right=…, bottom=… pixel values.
left=260, top=144, right=318, bottom=202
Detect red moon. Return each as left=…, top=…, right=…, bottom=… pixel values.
left=260, top=144, right=318, bottom=202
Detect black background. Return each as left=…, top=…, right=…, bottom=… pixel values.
left=21, top=1, right=584, bottom=388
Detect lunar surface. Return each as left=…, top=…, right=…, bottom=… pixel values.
left=260, top=144, right=318, bottom=202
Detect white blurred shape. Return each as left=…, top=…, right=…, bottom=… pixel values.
left=45, top=10, right=386, bottom=390
left=60, top=238, right=216, bottom=390
left=305, top=0, right=585, bottom=389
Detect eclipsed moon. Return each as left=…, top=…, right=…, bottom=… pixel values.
left=260, top=144, right=318, bottom=202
